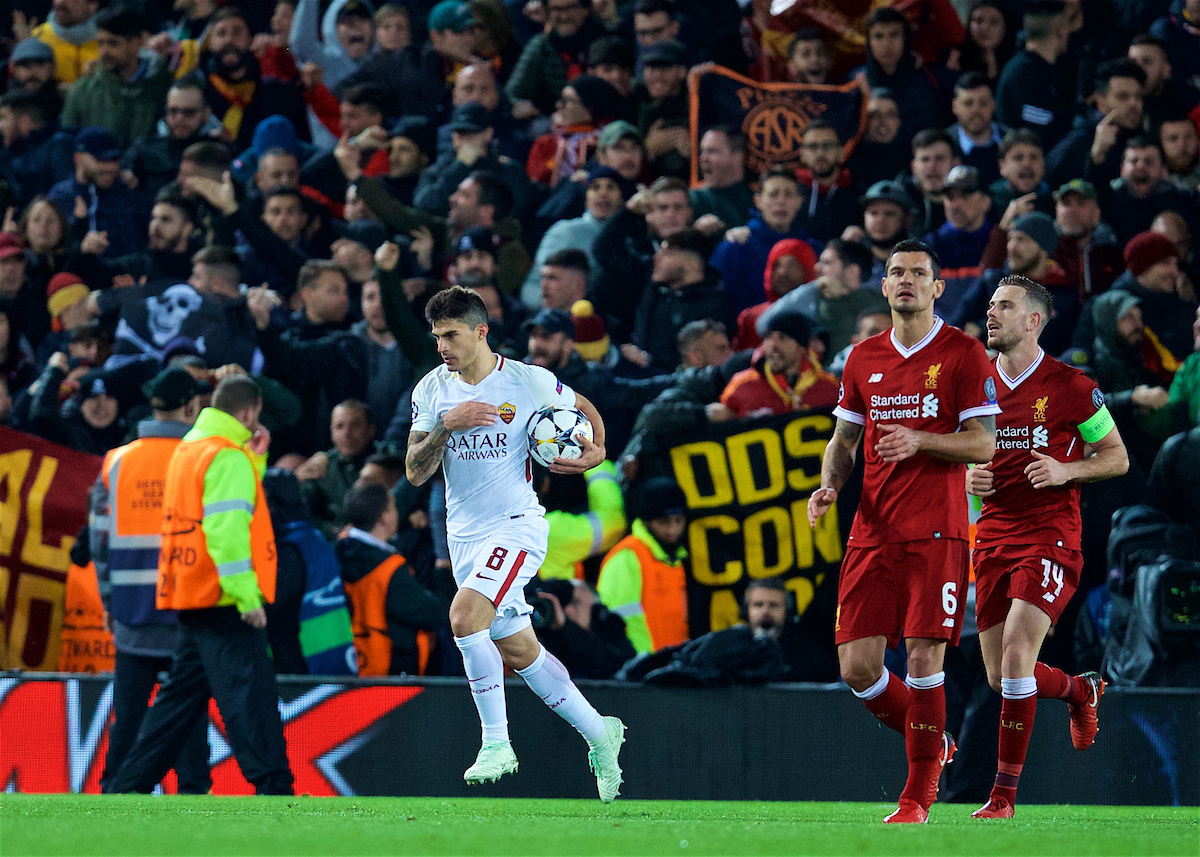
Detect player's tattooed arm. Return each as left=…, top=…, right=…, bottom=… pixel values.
left=808, top=418, right=862, bottom=526
left=824, top=418, right=864, bottom=490
left=405, top=421, right=450, bottom=486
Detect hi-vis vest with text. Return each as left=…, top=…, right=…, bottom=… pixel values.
left=157, top=435, right=277, bottom=610
left=103, top=437, right=181, bottom=625
left=343, top=555, right=402, bottom=677
left=601, top=535, right=689, bottom=650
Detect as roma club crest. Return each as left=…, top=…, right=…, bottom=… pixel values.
left=497, top=402, right=516, bottom=424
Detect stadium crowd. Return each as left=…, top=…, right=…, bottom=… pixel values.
left=1, top=0, right=1198, bottom=701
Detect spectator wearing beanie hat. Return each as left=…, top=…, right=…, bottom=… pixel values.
left=37, top=273, right=99, bottom=363
left=1075, top=229, right=1196, bottom=362
left=597, top=476, right=690, bottom=654
left=527, top=76, right=627, bottom=187
left=28, top=360, right=126, bottom=456
left=719, top=307, right=839, bottom=419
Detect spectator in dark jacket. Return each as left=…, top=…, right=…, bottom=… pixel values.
left=505, top=0, right=609, bottom=119
left=994, top=0, right=1075, bottom=148
left=852, top=8, right=950, bottom=140
left=122, top=80, right=223, bottom=200
left=0, top=91, right=76, bottom=205
left=527, top=577, right=635, bottom=680
left=29, top=361, right=126, bottom=455
left=636, top=229, right=734, bottom=372
left=47, top=127, right=152, bottom=260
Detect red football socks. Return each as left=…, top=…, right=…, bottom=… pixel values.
left=899, top=675, right=946, bottom=809
left=861, top=671, right=911, bottom=735
left=1035, top=661, right=1087, bottom=705
left=992, top=691, right=1038, bottom=805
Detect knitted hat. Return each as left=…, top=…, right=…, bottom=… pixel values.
left=634, top=477, right=686, bottom=521
left=1124, top=231, right=1178, bottom=277
left=566, top=75, right=624, bottom=124
left=77, top=371, right=112, bottom=400
left=597, top=119, right=642, bottom=151
left=390, top=115, right=436, bottom=161
left=1011, top=212, right=1059, bottom=257
left=586, top=164, right=637, bottom=200
left=46, top=273, right=89, bottom=318
left=763, top=307, right=812, bottom=346
left=571, top=300, right=610, bottom=362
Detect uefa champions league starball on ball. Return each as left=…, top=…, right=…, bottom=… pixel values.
left=529, top=406, right=593, bottom=467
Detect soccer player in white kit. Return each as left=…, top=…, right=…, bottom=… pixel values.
left=406, top=285, right=626, bottom=801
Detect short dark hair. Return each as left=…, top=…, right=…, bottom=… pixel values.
left=954, top=70, right=993, bottom=94
left=333, top=398, right=375, bottom=426
left=181, top=140, right=233, bottom=171
left=677, top=319, right=726, bottom=355
left=649, top=175, right=688, bottom=196
left=1129, top=33, right=1170, bottom=55
left=262, top=185, right=305, bottom=210
left=867, top=7, right=907, bottom=29
left=704, top=125, right=745, bottom=154
left=759, top=163, right=802, bottom=189
left=210, top=6, right=249, bottom=28
left=588, top=34, right=634, bottom=69
left=999, top=127, right=1043, bottom=157
left=996, top=273, right=1053, bottom=330
left=887, top=238, right=941, bottom=280
left=424, top=284, right=489, bottom=328
left=828, top=238, right=873, bottom=276
left=191, top=244, right=241, bottom=282
left=1125, top=135, right=1164, bottom=160
left=95, top=5, right=146, bottom=38
left=168, top=79, right=205, bottom=99
left=154, top=193, right=202, bottom=225
left=467, top=170, right=514, bottom=221
left=1095, top=58, right=1146, bottom=94
left=543, top=248, right=590, bottom=277
left=911, top=128, right=960, bottom=158
left=341, top=83, right=388, bottom=115
left=343, top=483, right=391, bottom=531
left=297, top=259, right=345, bottom=292
left=634, top=0, right=675, bottom=17
left=1024, top=0, right=1066, bottom=40
left=212, top=375, right=261, bottom=415
left=802, top=118, right=840, bottom=142
left=744, top=577, right=790, bottom=608
left=0, top=90, right=51, bottom=124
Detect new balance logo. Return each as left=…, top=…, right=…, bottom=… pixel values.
left=868, top=373, right=883, bottom=383
left=922, top=394, right=940, bottom=418
left=942, top=617, right=955, bottom=628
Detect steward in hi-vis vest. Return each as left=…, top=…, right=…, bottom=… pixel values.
left=597, top=478, right=690, bottom=654
left=104, top=375, right=294, bottom=796
left=337, top=483, right=451, bottom=677
left=89, top=367, right=211, bottom=794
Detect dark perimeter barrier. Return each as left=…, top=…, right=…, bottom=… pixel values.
left=2, top=675, right=1196, bottom=805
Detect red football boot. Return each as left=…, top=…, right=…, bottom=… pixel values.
left=972, top=796, right=1015, bottom=819
left=884, top=800, right=928, bottom=824
left=1069, top=672, right=1106, bottom=750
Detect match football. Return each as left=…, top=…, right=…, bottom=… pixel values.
left=529, top=406, right=594, bottom=466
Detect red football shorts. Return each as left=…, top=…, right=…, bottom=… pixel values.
left=973, top=543, right=1083, bottom=632
left=835, top=538, right=970, bottom=648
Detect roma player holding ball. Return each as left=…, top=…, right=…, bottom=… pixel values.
left=404, top=281, right=626, bottom=802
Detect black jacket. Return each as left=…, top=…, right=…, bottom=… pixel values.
left=633, top=267, right=735, bottom=372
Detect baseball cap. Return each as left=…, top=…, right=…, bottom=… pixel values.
left=337, top=0, right=375, bottom=22
left=0, top=233, right=25, bottom=260
left=456, top=226, right=499, bottom=260
left=597, top=120, right=642, bottom=151
left=522, top=308, right=574, bottom=338
left=11, top=38, right=54, bottom=64
left=1053, top=178, right=1097, bottom=201
left=428, top=0, right=475, bottom=33
left=336, top=219, right=390, bottom=252
left=860, top=179, right=915, bottom=212
left=147, top=367, right=205, bottom=411
left=642, top=40, right=687, bottom=67
left=75, top=127, right=123, bottom=161
left=390, top=115, right=437, bottom=160
left=447, top=102, right=492, bottom=134
left=943, top=165, right=982, bottom=194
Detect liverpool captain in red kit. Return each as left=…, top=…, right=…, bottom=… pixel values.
left=968, top=276, right=1128, bottom=819
left=808, top=239, right=1000, bottom=824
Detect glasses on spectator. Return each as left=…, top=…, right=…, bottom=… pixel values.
left=167, top=107, right=203, bottom=117
left=802, top=141, right=841, bottom=151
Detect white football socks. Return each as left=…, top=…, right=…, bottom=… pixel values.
left=455, top=629, right=509, bottom=742
left=516, top=647, right=605, bottom=743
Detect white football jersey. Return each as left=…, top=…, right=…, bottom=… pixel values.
left=410, top=355, right=576, bottom=541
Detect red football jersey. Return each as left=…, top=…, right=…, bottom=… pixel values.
left=974, top=349, right=1111, bottom=552
left=835, top=318, right=1000, bottom=546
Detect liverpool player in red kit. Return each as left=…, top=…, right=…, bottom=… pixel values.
left=968, top=276, right=1129, bottom=819
left=808, top=239, right=1000, bottom=824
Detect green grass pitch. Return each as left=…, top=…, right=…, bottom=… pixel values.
left=1, top=795, right=1196, bottom=856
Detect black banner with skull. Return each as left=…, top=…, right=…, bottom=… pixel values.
left=101, top=282, right=258, bottom=369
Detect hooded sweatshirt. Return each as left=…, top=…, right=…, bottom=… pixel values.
left=734, top=239, right=818, bottom=349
